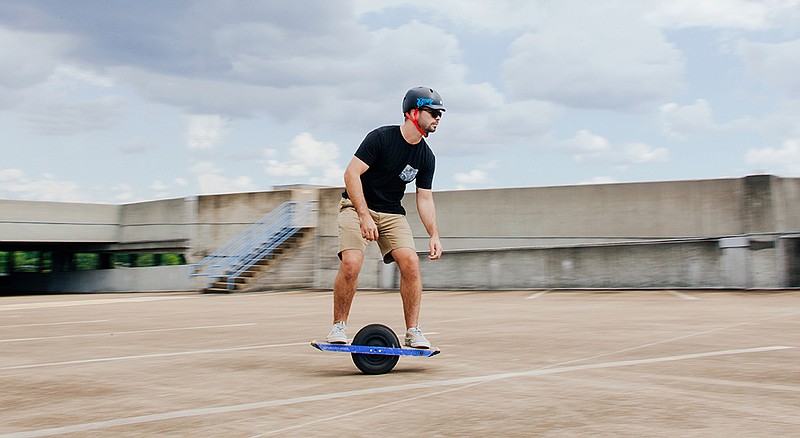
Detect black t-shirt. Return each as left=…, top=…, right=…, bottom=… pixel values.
left=343, top=125, right=435, bottom=215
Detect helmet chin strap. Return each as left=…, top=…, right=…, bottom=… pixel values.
left=407, top=109, right=428, bottom=137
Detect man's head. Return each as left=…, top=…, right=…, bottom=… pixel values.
left=403, top=87, right=446, bottom=114
left=402, top=87, right=445, bottom=137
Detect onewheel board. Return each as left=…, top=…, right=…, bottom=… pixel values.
left=312, top=323, right=440, bottom=374
left=311, top=341, right=441, bottom=357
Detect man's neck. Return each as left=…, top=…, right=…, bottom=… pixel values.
left=400, top=122, right=423, bottom=145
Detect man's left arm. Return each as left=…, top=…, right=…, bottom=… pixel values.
left=416, top=188, right=442, bottom=260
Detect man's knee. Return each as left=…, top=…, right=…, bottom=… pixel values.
left=338, top=250, right=364, bottom=280
left=392, top=248, right=420, bottom=274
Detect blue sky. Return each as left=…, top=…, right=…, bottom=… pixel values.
left=1, top=0, right=799, bottom=203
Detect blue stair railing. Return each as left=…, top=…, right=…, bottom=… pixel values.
left=191, top=200, right=316, bottom=290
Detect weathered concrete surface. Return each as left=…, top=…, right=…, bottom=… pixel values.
left=4, top=176, right=800, bottom=291
left=1, top=290, right=797, bottom=436
left=0, top=199, right=119, bottom=243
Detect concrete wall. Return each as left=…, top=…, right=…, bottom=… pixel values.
left=118, top=198, right=193, bottom=246
left=11, top=265, right=192, bottom=293
left=415, top=239, right=723, bottom=289
left=246, top=229, right=317, bottom=291
left=0, top=199, right=119, bottom=243
left=314, top=176, right=800, bottom=290
left=2, top=175, right=799, bottom=292
left=405, top=178, right=746, bottom=249
left=190, top=190, right=295, bottom=262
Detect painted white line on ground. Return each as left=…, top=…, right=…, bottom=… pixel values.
left=0, top=296, right=192, bottom=311
left=543, top=309, right=800, bottom=369
left=2, top=345, right=792, bottom=438
left=219, top=290, right=323, bottom=298
left=625, top=372, right=800, bottom=393
left=0, top=323, right=256, bottom=343
left=437, top=291, right=477, bottom=296
left=667, top=290, right=699, bottom=300
left=0, top=319, right=110, bottom=329
left=251, top=381, right=487, bottom=437
left=1, top=342, right=307, bottom=370
left=526, top=291, right=549, bottom=300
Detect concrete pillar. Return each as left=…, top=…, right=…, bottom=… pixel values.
left=740, top=176, right=788, bottom=287
left=379, top=262, right=398, bottom=289
left=720, top=237, right=748, bottom=288
left=742, top=175, right=777, bottom=233
left=52, top=252, right=73, bottom=272
left=782, top=236, right=800, bottom=287
left=99, top=253, right=113, bottom=270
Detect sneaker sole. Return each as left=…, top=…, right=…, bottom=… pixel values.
left=405, top=341, right=431, bottom=349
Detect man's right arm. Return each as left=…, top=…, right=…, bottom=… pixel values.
left=343, top=156, right=378, bottom=241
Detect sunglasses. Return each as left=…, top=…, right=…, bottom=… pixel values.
left=421, top=108, right=443, bottom=118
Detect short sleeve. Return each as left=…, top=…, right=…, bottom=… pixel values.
left=353, top=129, right=382, bottom=166
left=415, top=154, right=435, bottom=190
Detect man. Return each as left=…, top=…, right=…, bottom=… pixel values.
left=326, top=86, right=445, bottom=349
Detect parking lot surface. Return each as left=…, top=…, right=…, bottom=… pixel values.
left=1, top=289, right=798, bottom=437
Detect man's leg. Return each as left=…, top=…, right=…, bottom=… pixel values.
left=333, top=249, right=364, bottom=324
left=390, top=247, right=422, bottom=328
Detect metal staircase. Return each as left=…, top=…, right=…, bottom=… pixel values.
left=190, top=201, right=316, bottom=292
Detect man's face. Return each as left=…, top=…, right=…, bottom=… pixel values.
left=419, top=107, right=442, bottom=134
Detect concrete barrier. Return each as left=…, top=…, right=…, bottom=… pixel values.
left=2, top=176, right=799, bottom=292
left=9, top=265, right=194, bottom=293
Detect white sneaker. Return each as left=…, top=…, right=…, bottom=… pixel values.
left=326, top=321, right=348, bottom=344
left=404, top=326, right=431, bottom=349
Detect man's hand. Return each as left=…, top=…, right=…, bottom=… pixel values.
left=429, top=236, right=443, bottom=260
left=360, top=214, right=379, bottom=241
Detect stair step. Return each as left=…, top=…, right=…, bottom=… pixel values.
left=201, top=226, right=311, bottom=292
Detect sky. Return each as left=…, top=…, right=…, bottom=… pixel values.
left=1, top=0, right=800, bottom=204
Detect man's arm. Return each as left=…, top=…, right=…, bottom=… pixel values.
left=343, top=156, right=379, bottom=241
left=416, top=188, right=442, bottom=260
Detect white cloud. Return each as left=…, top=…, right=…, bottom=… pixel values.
left=53, top=65, right=116, bottom=88
left=264, top=160, right=308, bottom=178
left=111, top=183, right=136, bottom=202
left=0, top=168, right=25, bottom=182
left=289, top=132, right=339, bottom=167
left=738, top=38, right=800, bottom=97
left=0, top=169, right=86, bottom=202
left=3, top=57, right=126, bottom=136
left=0, top=28, right=71, bottom=93
left=454, top=169, right=492, bottom=189
left=434, top=87, right=563, bottom=155
left=186, top=115, right=227, bottom=150
left=502, top=4, right=685, bottom=111
left=745, top=139, right=800, bottom=175
left=645, top=0, right=800, bottom=30
left=190, top=161, right=257, bottom=194
left=624, top=143, right=670, bottom=164
left=264, top=132, right=343, bottom=186
left=111, top=18, right=466, bottom=128
left=21, top=95, right=126, bottom=136
left=563, top=130, right=612, bottom=156
left=578, top=176, right=620, bottom=185
left=354, top=0, right=545, bottom=32
left=563, top=130, right=669, bottom=167
left=659, top=99, right=717, bottom=139
left=150, top=180, right=170, bottom=199
left=453, top=161, right=499, bottom=189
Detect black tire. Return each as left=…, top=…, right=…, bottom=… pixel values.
left=351, top=324, right=400, bottom=374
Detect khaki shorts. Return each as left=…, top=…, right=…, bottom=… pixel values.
left=338, top=198, right=415, bottom=264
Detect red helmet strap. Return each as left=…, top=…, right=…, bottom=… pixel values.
left=407, top=108, right=427, bottom=137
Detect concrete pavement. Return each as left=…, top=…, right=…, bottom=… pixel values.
left=1, top=289, right=798, bottom=436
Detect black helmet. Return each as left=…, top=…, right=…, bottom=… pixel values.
left=402, top=87, right=446, bottom=114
